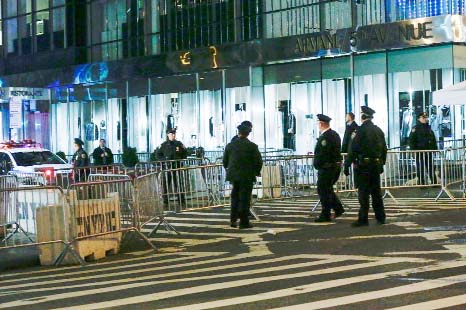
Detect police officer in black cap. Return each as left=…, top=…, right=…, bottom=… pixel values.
left=344, top=106, right=387, bottom=227
left=408, top=112, right=438, bottom=185
left=157, top=128, right=188, bottom=207
left=223, top=123, right=263, bottom=229
left=313, top=114, right=345, bottom=222
left=72, top=138, right=90, bottom=182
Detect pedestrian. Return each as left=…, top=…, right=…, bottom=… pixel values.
left=341, top=112, right=358, bottom=154
left=157, top=128, right=188, bottom=207
left=231, top=120, right=253, bottom=142
left=408, top=112, right=438, bottom=186
left=92, top=139, right=114, bottom=166
left=344, top=106, right=387, bottom=227
left=72, top=138, right=90, bottom=183
left=313, top=114, right=345, bottom=222
left=223, top=123, right=263, bottom=229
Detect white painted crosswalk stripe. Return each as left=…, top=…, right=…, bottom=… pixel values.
left=1, top=197, right=464, bottom=310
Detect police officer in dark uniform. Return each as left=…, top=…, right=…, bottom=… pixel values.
left=223, top=123, right=263, bottom=229
left=408, top=112, right=438, bottom=185
left=157, top=128, right=188, bottom=206
left=72, top=138, right=90, bottom=183
left=92, top=139, right=114, bottom=166
left=344, top=106, right=387, bottom=227
left=313, top=114, right=345, bottom=222
left=342, top=112, right=358, bottom=154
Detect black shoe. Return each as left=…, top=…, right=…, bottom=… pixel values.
left=239, top=223, right=253, bottom=229
left=314, top=217, right=332, bottom=223
left=230, top=221, right=238, bottom=228
left=334, top=209, right=345, bottom=218
left=351, top=221, right=369, bottom=227
left=377, top=219, right=386, bottom=225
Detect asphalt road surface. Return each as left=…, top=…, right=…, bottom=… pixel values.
left=2, top=189, right=466, bottom=310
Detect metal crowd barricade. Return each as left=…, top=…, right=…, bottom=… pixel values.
left=158, top=164, right=225, bottom=214
left=134, top=158, right=209, bottom=177
left=133, top=172, right=175, bottom=236
left=49, top=164, right=126, bottom=188
left=382, top=150, right=441, bottom=190
left=0, top=185, right=84, bottom=266
left=8, top=171, right=47, bottom=187
left=63, top=180, right=155, bottom=264
left=437, top=147, right=466, bottom=200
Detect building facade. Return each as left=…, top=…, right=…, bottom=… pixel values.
left=0, top=0, right=465, bottom=156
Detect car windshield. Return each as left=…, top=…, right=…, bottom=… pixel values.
left=12, top=151, right=65, bottom=166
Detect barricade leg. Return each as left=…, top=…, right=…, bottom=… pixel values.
left=1, top=222, right=34, bottom=244
left=54, top=242, right=87, bottom=266
left=121, top=228, right=158, bottom=251
left=382, top=189, right=399, bottom=204
left=149, top=216, right=180, bottom=236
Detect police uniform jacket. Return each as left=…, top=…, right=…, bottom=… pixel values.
left=341, top=121, right=358, bottom=154
left=345, top=120, right=387, bottom=172
left=313, top=129, right=342, bottom=170
left=156, top=140, right=188, bottom=161
left=223, top=137, right=263, bottom=183
left=408, top=123, right=437, bottom=150
left=92, top=146, right=114, bottom=165
left=73, top=148, right=90, bottom=168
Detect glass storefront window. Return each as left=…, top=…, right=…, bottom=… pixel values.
left=6, top=18, right=18, bottom=55
left=52, top=6, right=66, bottom=48
left=36, top=10, right=50, bottom=52
left=6, top=1, right=18, bottom=17
left=36, top=0, right=49, bottom=11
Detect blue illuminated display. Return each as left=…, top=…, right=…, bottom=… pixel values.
left=73, top=62, right=109, bottom=84
left=395, top=0, right=465, bottom=18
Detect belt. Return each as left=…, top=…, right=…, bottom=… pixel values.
left=322, top=162, right=342, bottom=168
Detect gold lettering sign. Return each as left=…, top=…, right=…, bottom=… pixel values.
left=180, top=52, right=191, bottom=65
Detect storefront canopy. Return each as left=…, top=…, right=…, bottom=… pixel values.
left=432, top=80, right=466, bottom=106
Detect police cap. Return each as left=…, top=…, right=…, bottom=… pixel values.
left=237, top=123, right=252, bottom=134
left=240, top=120, right=253, bottom=128
left=74, top=138, right=84, bottom=146
left=361, top=106, right=376, bottom=117
left=417, top=112, right=428, bottom=118
left=316, top=114, right=331, bottom=123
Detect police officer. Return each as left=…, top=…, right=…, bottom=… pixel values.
left=341, top=112, right=358, bottom=154
left=92, top=139, right=114, bottom=166
left=156, top=128, right=188, bottom=207
left=344, top=106, right=387, bottom=227
left=72, top=138, right=90, bottom=182
left=313, top=114, right=345, bottom=222
left=408, top=112, right=438, bottom=185
left=223, top=123, right=263, bottom=229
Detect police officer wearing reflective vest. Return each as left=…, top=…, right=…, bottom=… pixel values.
left=344, top=106, right=387, bottom=227
left=313, top=114, right=345, bottom=222
left=408, top=112, right=438, bottom=185
left=72, top=138, right=90, bottom=182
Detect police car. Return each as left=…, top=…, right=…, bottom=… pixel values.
left=0, top=140, right=73, bottom=186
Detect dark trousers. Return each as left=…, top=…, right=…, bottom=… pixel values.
left=162, top=170, right=186, bottom=206
left=355, top=169, right=385, bottom=223
left=415, top=153, right=437, bottom=185
left=317, top=166, right=344, bottom=219
left=230, top=181, right=253, bottom=225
